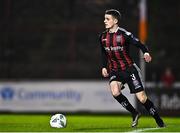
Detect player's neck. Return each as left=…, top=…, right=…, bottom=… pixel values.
left=109, top=25, right=119, bottom=33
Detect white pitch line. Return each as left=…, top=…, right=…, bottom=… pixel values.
left=127, top=127, right=160, bottom=133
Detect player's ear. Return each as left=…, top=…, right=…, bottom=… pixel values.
left=114, top=18, right=118, bottom=24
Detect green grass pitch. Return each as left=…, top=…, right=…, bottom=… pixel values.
left=0, top=114, right=180, bottom=132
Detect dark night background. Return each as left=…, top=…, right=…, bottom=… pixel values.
left=0, top=0, right=179, bottom=81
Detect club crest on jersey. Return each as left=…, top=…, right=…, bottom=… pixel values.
left=116, top=35, right=121, bottom=43
left=116, top=35, right=124, bottom=44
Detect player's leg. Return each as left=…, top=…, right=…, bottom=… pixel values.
left=129, top=64, right=165, bottom=127
left=110, top=81, right=139, bottom=127
left=136, top=91, right=165, bottom=127
left=110, top=81, right=123, bottom=96
left=119, top=82, right=125, bottom=90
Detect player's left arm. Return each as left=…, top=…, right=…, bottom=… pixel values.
left=126, top=33, right=152, bottom=63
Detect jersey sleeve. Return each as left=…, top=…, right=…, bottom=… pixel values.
left=99, top=34, right=108, bottom=68
left=125, top=32, right=149, bottom=53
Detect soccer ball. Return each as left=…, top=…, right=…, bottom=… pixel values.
left=50, top=114, right=67, bottom=128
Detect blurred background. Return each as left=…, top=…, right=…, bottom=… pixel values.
left=0, top=0, right=179, bottom=81
left=0, top=0, right=179, bottom=115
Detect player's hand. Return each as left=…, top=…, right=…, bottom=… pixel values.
left=102, top=68, right=109, bottom=77
left=144, top=53, right=152, bottom=63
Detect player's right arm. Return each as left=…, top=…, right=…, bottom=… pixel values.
left=99, top=34, right=109, bottom=77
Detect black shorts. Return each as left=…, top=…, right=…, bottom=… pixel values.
left=109, top=64, right=145, bottom=93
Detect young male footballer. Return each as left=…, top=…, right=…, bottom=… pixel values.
left=99, top=9, right=165, bottom=128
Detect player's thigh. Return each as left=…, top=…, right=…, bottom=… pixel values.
left=127, top=66, right=144, bottom=93
left=135, top=90, right=147, bottom=103
left=110, top=81, right=122, bottom=96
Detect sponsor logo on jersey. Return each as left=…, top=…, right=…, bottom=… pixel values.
left=104, top=46, right=123, bottom=52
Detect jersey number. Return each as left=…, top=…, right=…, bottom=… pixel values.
left=130, top=74, right=136, bottom=80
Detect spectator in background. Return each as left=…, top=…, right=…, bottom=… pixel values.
left=161, top=67, right=175, bottom=88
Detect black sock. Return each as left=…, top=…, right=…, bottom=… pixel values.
left=114, top=94, right=137, bottom=114
left=143, top=99, right=161, bottom=120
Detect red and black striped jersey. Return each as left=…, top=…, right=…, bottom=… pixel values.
left=99, top=27, right=149, bottom=71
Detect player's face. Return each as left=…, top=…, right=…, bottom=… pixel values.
left=104, top=14, right=117, bottom=29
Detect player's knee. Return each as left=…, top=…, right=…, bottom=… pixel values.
left=138, top=95, right=147, bottom=103
left=112, top=91, right=121, bottom=97
left=136, top=92, right=147, bottom=103
left=110, top=81, right=121, bottom=96
left=111, top=86, right=121, bottom=97
left=139, top=97, right=146, bottom=103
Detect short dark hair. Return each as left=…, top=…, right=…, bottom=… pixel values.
left=105, top=9, right=121, bottom=22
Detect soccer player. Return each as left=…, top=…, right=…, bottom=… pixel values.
left=99, top=9, right=165, bottom=128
